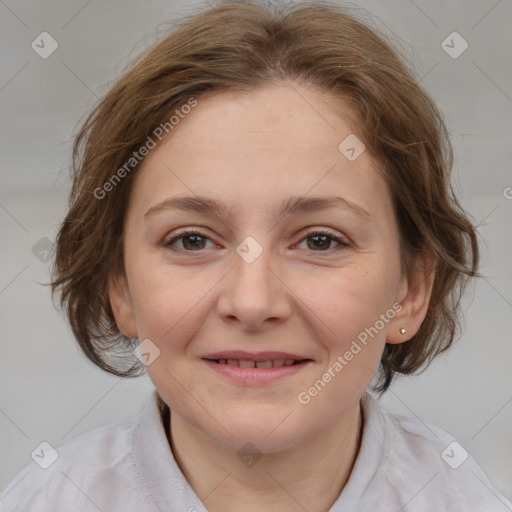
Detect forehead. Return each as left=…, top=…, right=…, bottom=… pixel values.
left=128, top=83, right=392, bottom=223
left=165, top=83, right=363, bottom=156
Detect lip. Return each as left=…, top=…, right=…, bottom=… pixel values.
left=202, top=351, right=312, bottom=385
left=202, top=350, right=308, bottom=362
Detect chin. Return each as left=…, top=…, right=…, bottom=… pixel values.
left=199, top=408, right=315, bottom=453
left=219, top=424, right=311, bottom=454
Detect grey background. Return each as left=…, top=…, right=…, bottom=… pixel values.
left=1, top=0, right=511, bottom=501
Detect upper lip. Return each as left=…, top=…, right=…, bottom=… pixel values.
left=202, top=350, right=310, bottom=362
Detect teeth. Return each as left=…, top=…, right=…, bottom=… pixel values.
left=215, top=358, right=300, bottom=367
left=239, top=359, right=256, bottom=368
left=256, top=360, right=272, bottom=368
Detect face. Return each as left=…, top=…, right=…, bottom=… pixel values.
left=109, top=82, right=429, bottom=453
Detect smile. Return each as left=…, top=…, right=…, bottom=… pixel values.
left=208, top=358, right=302, bottom=368
left=202, top=351, right=312, bottom=385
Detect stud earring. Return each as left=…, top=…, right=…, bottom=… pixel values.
left=400, top=328, right=406, bottom=335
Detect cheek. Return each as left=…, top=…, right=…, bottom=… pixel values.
left=296, top=259, right=400, bottom=409
left=293, top=266, right=394, bottom=425
left=128, top=263, right=214, bottom=416
left=127, top=253, right=217, bottom=350
left=306, top=261, right=398, bottom=345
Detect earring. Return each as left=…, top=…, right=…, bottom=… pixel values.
left=400, top=328, right=406, bottom=335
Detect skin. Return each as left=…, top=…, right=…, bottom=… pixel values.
left=109, top=81, right=435, bottom=512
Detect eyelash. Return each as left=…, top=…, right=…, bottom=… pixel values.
left=164, top=228, right=349, bottom=253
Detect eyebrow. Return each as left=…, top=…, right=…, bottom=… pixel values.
left=144, top=194, right=371, bottom=222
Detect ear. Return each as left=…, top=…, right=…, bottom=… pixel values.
left=108, top=271, right=138, bottom=338
left=386, top=250, right=436, bottom=344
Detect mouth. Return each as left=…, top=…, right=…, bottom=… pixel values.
left=202, top=351, right=312, bottom=384
left=206, top=358, right=304, bottom=368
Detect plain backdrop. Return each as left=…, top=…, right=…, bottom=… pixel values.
left=1, top=0, right=511, bottom=501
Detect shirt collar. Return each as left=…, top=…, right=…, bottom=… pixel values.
left=330, top=392, right=391, bottom=509
left=132, top=389, right=208, bottom=511
left=131, top=389, right=391, bottom=511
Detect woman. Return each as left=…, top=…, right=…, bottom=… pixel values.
left=2, top=1, right=510, bottom=510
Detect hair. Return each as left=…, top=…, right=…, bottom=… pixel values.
left=50, top=0, right=479, bottom=393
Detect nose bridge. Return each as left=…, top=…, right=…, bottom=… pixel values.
left=217, top=234, right=291, bottom=328
left=233, top=234, right=275, bottom=298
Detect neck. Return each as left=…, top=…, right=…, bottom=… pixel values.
left=167, top=402, right=364, bottom=512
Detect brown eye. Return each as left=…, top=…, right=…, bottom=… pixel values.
left=298, top=230, right=348, bottom=252
left=307, top=234, right=335, bottom=251
left=165, top=230, right=214, bottom=251
left=180, top=234, right=208, bottom=250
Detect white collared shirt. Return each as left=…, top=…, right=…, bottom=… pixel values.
left=2, top=389, right=511, bottom=511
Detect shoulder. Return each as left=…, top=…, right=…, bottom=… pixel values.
left=367, top=395, right=512, bottom=511
left=0, top=416, right=142, bottom=512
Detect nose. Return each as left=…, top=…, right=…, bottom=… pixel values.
left=216, top=240, right=293, bottom=331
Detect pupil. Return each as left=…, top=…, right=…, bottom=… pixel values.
left=184, top=234, right=205, bottom=250
left=308, top=235, right=330, bottom=250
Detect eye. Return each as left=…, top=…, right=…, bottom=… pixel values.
left=164, top=228, right=349, bottom=253
left=164, top=229, right=216, bottom=251
left=296, top=229, right=349, bottom=252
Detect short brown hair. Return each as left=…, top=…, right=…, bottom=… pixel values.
left=51, top=0, right=479, bottom=393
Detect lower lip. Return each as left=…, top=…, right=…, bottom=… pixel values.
left=203, top=359, right=310, bottom=385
